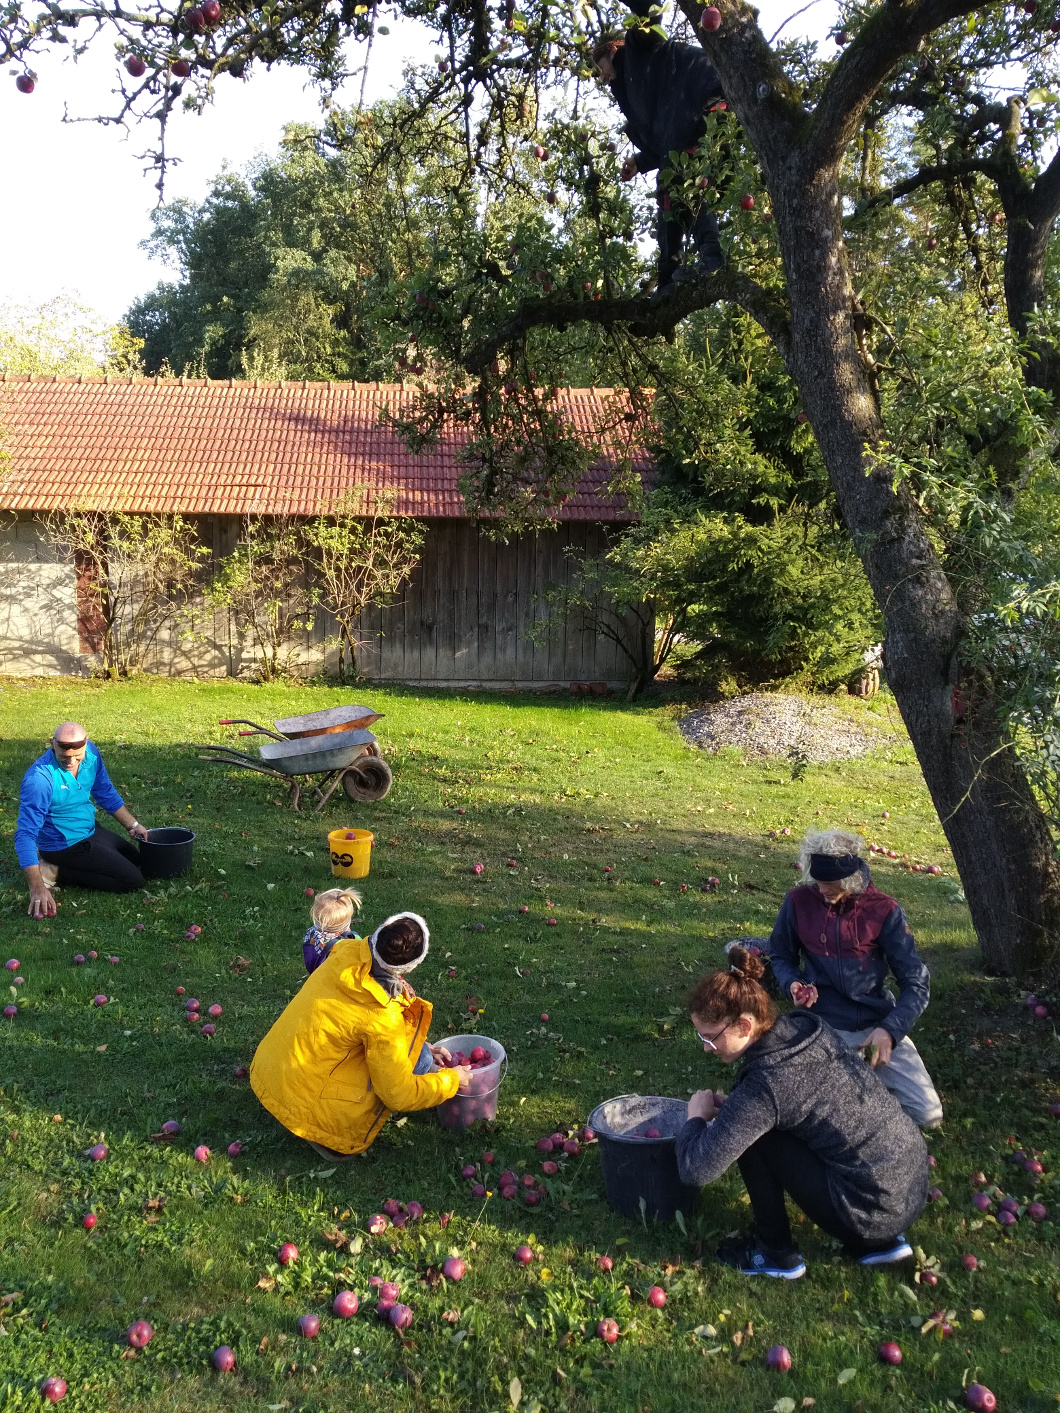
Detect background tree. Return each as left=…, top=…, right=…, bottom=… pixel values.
left=306, top=490, right=425, bottom=678
left=40, top=510, right=205, bottom=679
left=0, top=296, right=143, bottom=377
left=205, top=515, right=317, bottom=682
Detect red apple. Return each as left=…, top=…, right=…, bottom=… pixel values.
left=515, top=1244, right=534, bottom=1265
left=87, top=1144, right=108, bottom=1162
left=740, top=193, right=755, bottom=210
left=211, top=1345, right=235, bottom=1372
left=2, top=1005, right=16, bottom=1020
left=997, top=1208, right=1018, bottom=1227
left=541, top=1160, right=558, bottom=1176
left=82, top=1212, right=97, bottom=1230
left=4, top=959, right=19, bottom=972
left=472, top=862, right=485, bottom=875
left=461, top=1163, right=477, bottom=1179
left=88, top=951, right=98, bottom=960
left=597, top=1317, right=619, bottom=1343
left=598, top=1254, right=613, bottom=1272
left=962, top=1253, right=978, bottom=1270
left=1028, top=1201, right=1048, bottom=1220
left=1034, top=1004, right=1049, bottom=1018
left=125, top=56, right=147, bottom=77
left=170, top=59, right=191, bottom=77
left=647, top=1286, right=666, bottom=1308
left=406, top=1201, right=424, bottom=1220
left=644, top=1127, right=661, bottom=1140
left=563, top=1139, right=580, bottom=1155
left=701, top=6, right=722, bottom=31
left=877, top=1341, right=902, bottom=1365
left=202, top=0, right=222, bottom=20
left=920, top=1270, right=939, bottom=1286
left=127, top=1320, right=154, bottom=1348
left=973, top=1193, right=992, bottom=1211
left=208, top=1004, right=222, bottom=1018
left=227, top=1140, right=243, bottom=1157
left=93, top=995, right=108, bottom=1007
left=928, top=1186, right=943, bottom=1201
left=74, top=955, right=86, bottom=965
left=278, top=1242, right=299, bottom=1266
left=333, top=1290, right=359, bottom=1318
left=765, top=1344, right=792, bottom=1371
left=201, top=1024, right=216, bottom=1037
left=836, top=29, right=850, bottom=43
left=41, top=1377, right=66, bottom=1402
left=966, top=1386, right=996, bottom=1413
left=193, top=1145, right=210, bottom=1162
left=15, top=75, right=35, bottom=94
left=972, top=1171, right=987, bottom=1185
left=297, top=1313, right=320, bottom=1339
left=442, top=1257, right=466, bottom=1281
left=389, top=1302, right=414, bottom=1330
left=524, top=1189, right=541, bottom=1206
left=471, top=1182, right=487, bottom=1197
left=234, top=1066, right=248, bottom=1079
left=533, top=144, right=547, bottom=159
left=161, top=1120, right=181, bottom=1136
left=367, top=1214, right=388, bottom=1234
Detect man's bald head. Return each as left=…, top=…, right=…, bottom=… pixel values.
left=53, top=722, right=88, bottom=746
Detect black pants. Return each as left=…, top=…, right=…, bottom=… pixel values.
left=41, top=824, right=144, bottom=893
left=737, top=1130, right=898, bottom=1257
left=657, top=181, right=723, bottom=286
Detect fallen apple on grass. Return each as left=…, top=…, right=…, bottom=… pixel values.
left=41, top=1377, right=67, bottom=1403
left=193, top=1145, right=210, bottom=1162
left=227, top=1141, right=243, bottom=1157
left=278, top=1242, right=299, bottom=1266
left=442, top=1257, right=466, bottom=1281
left=211, top=1345, right=235, bottom=1372
left=87, top=1144, right=108, bottom=1162
left=597, top=1255, right=613, bottom=1272
left=367, top=1214, right=388, bottom=1234
left=765, top=1344, right=792, bottom=1372
left=647, top=1286, right=666, bottom=1308
left=126, top=1320, right=154, bottom=1348
left=93, top=995, right=108, bottom=1007
left=2, top=1005, right=16, bottom=1020
left=4, top=959, right=20, bottom=971
left=877, top=1341, right=902, bottom=1365
left=82, top=1213, right=97, bottom=1230
left=333, top=1290, right=359, bottom=1318
left=597, top=1318, right=620, bottom=1343
left=297, top=1314, right=320, bottom=1339
left=962, top=1253, right=979, bottom=1270
left=966, top=1385, right=997, bottom=1412
left=389, top=1303, right=414, bottom=1330
left=515, top=1245, right=534, bottom=1265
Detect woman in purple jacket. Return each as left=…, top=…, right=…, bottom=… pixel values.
left=767, top=829, right=943, bottom=1128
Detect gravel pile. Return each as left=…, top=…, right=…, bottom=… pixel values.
left=679, top=693, right=892, bottom=762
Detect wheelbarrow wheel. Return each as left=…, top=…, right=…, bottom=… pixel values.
left=342, top=756, right=393, bottom=803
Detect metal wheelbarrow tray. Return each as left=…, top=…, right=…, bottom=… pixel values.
left=194, top=706, right=393, bottom=812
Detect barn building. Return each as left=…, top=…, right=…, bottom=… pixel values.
left=0, top=375, right=648, bottom=689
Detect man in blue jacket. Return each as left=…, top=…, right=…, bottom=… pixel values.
left=16, top=722, right=150, bottom=918
left=768, top=830, right=943, bottom=1129
left=593, top=0, right=726, bottom=298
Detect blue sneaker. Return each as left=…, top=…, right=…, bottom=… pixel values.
left=716, top=1236, right=806, bottom=1280
left=858, top=1235, right=913, bottom=1266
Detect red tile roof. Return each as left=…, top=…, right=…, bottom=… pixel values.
left=0, top=375, right=650, bottom=521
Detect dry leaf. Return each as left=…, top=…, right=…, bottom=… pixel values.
left=441, top=1309, right=461, bottom=1324
left=228, top=955, right=252, bottom=975
left=256, top=1275, right=276, bottom=1292
left=258, top=1336, right=270, bottom=1354
left=141, top=1196, right=167, bottom=1213
left=802, top=1400, right=816, bottom=1408
left=321, top=1227, right=349, bottom=1250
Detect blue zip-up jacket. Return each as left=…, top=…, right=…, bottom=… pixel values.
left=14, top=743, right=125, bottom=868
left=767, top=863, right=930, bottom=1044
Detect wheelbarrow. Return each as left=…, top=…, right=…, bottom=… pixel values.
left=193, top=703, right=393, bottom=812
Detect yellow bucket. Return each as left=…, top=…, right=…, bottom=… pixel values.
left=328, top=827, right=374, bottom=879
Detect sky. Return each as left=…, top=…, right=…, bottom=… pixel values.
left=0, top=2, right=840, bottom=326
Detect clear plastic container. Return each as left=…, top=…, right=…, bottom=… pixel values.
left=432, top=1033, right=508, bottom=1130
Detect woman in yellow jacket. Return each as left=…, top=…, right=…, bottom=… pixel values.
left=251, top=912, right=470, bottom=1158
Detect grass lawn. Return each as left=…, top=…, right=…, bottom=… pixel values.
left=0, top=678, right=1057, bottom=1413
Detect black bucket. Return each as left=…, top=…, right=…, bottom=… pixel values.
left=587, top=1095, right=698, bottom=1223
left=139, top=827, right=196, bottom=880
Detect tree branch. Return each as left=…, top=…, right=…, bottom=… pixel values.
left=804, top=0, right=989, bottom=174
left=462, top=269, right=792, bottom=375
left=851, top=158, right=1002, bottom=216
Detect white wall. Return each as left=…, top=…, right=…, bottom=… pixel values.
left=0, top=515, right=88, bottom=675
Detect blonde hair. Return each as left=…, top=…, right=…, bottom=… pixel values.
left=311, top=887, right=363, bottom=932
left=797, top=829, right=867, bottom=895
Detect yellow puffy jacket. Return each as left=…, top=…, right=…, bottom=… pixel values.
left=250, top=937, right=460, bottom=1155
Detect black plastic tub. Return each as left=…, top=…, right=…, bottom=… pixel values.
left=586, top=1094, right=699, bottom=1224
left=139, top=827, right=196, bottom=879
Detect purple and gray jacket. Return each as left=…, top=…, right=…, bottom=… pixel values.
left=767, top=863, right=930, bottom=1044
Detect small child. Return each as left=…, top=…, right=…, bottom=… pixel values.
left=303, top=887, right=363, bottom=975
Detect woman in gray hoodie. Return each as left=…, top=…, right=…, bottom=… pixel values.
left=676, top=946, right=928, bottom=1280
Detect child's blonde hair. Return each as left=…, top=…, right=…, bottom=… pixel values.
left=311, top=887, right=363, bottom=933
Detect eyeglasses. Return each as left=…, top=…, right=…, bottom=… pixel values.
left=694, top=1019, right=734, bottom=1052
left=52, top=739, right=87, bottom=752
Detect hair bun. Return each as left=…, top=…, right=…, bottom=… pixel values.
left=727, top=945, right=765, bottom=982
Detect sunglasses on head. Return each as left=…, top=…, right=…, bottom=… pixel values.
left=53, top=739, right=87, bottom=752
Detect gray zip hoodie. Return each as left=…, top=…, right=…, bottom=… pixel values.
left=675, top=1012, right=928, bottom=1240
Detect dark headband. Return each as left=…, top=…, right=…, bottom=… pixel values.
left=809, top=853, right=862, bottom=881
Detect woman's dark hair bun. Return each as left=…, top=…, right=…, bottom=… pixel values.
left=727, top=945, right=766, bottom=982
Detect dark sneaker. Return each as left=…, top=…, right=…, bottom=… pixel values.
left=716, top=1235, right=806, bottom=1280
left=857, top=1235, right=913, bottom=1267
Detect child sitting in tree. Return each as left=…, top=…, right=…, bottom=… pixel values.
left=303, top=886, right=363, bottom=974
left=252, top=912, right=470, bottom=1159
